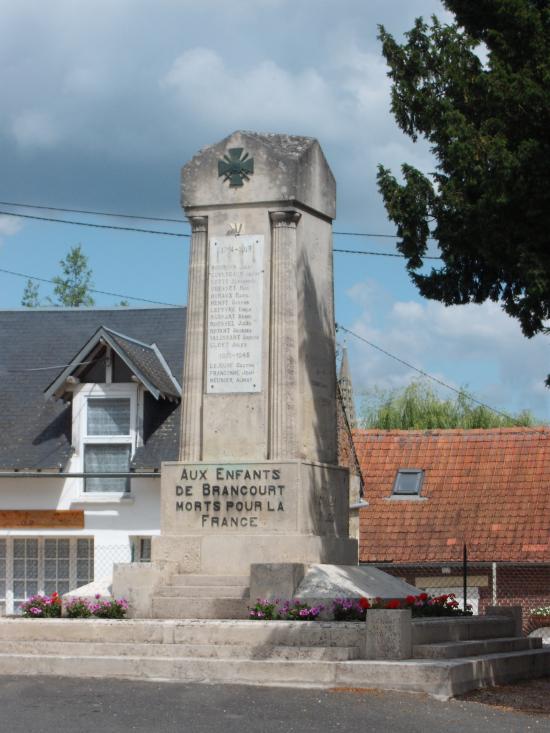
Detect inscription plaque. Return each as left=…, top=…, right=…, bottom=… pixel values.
left=206, top=235, right=264, bottom=394
left=163, top=462, right=299, bottom=533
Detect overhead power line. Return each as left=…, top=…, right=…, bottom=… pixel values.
left=0, top=209, right=442, bottom=259
left=334, top=247, right=440, bottom=260
left=0, top=200, right=186, bottom=225
left=336, top=322, right=521, bottom=425
left=0, top=210, right=189, bottom=238
left=0, top=199, right=438, bottom=243
left=0, top=267, right=181, bottom=308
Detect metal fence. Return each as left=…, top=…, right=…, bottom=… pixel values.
left=372, top=559, right=550, bottom=633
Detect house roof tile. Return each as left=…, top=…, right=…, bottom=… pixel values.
left=354, top=428, right=550, bottom=564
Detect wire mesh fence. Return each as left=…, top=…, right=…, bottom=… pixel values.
left=372, top=561, right=550, bottom=633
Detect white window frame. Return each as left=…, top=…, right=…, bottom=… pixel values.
left=0, top=537, right=94, bottom=615
left=73, top=383, right=138, bottom=497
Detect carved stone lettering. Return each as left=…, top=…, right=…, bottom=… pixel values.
left=167, top=462, right=297, bottom=532
left=206, top=235, right=264, bottom=393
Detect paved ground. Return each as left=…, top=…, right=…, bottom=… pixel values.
left=1, top=677, right=549, bottom=732
left=460, top=678, right=550, bottom=717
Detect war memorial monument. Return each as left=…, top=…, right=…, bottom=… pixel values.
left=113, top=130, right=413, bottom=615
left=0, top=132, right=547, bottom=698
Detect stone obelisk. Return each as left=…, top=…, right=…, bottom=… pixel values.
left=115, top=132, right=357, bottom=610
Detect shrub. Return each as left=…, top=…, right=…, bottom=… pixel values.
left=20, top=592, right=61, bottom=618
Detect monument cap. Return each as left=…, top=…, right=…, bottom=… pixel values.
left=181, top=130, right=336, bottom=220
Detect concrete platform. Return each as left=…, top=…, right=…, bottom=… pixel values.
left=0, top=617, right=548, bottom=699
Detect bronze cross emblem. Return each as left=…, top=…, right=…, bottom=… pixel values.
left=218, top=148, right=254, bottom=187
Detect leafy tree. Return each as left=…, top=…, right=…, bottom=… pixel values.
left=361, top=379, right=538, bottom=430
left=21, top=279, right=40, bottom=308
left=22, top=245, right=95, bottom=307
left=50, top=244, right=94, bottom=307
left=377, top=2, right=550, bottom=356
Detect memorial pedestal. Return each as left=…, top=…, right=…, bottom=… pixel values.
left=154, top=460, right=357, bottom=575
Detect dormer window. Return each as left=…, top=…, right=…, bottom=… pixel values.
left=74, top=384, right=138, bottom=494
left=392, top=469, right=424, bottom=497
left=43, top=325, right=182, bottom=498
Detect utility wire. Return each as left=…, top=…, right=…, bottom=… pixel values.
left=334, top=247, right=440, bottom=260
left=0, top=210, right=190, bottom=238
left=0, top=199, right=437, bottom=243
left=7, top=358, right=104, bottom=373
left=336, top=322, right=522, bottom=425
left=0, top=210, right=442, bottom=259
left=0, top=267, right=181, bottom=307
left=0, top=200, right=186, bottom=225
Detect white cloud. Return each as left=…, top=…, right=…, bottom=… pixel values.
left=0, top=214, right=23, bottom=249
left=11, top=110, right=59, bottom=149
left=161, top=48, right=351, bottom=141
left=346, top=282, right=550, bottom=420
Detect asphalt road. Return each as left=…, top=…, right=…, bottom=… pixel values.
left=0, top=677, right=549, bottom=733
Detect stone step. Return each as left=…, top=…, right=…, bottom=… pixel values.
left=152, top=597, right=251, bottom=619
left=0, top=648, right=548, bottom=697
left=170, top=575, right=250, bottom=587
left=0, top=619, right=364, bottom=647
left=413, top=636, right=543, bottom=659
left=412, top=615, right=515, bottom=645
left=156, top=585, right=249, bottom=599
left=0, top=640, right=360, bottom=661
left=336, top=648, right=550, bottom=699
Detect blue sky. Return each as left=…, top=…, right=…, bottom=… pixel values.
left=0, top=0, right=548, bottom=420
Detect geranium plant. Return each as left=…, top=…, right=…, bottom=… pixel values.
left=87, top=595, right=129, bottom=619
left=64, top=598, right=93, bottom=618
left=20, top=592, right=62, bottom=618
left=402, top=592, right=472, bottom=617
left=333, top=597, right=372, bottom=621
left=278, top=599, right=324, bottom=621
left=248, top=598, right=324, bottom=621
left=249, top=598, right=279, bottom=620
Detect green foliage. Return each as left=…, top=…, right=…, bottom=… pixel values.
left=361, top=379, right=538, bottom=429
left=377, top=2, right=550, bottom=351
left=21, top=279, right=41, bottom=308
left=50, top=244, right=94, bottom=307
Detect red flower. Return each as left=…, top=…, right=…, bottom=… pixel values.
left=405, top=595, right=416, bottom=605
left=359, top=597, right=370, bottom=609
left=418, top=593, right=428, bottom=602
left=386, top=599, right=401, bottom=609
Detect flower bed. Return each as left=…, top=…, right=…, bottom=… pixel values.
left=249, top=599, right=323, bottom=620
left=21, top=593, right=128, bottom=619
left=21, top=592, right=62, bottom=618
left=249, top=592, right=472, bottom=622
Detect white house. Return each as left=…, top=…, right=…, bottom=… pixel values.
left=0, top=306, right=185, bottom=614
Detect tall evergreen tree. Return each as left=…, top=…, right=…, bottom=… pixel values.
left=377, top=2, right=550, bottom=374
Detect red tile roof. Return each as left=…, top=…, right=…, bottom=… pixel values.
left=353, top=428, right=550, bottom=564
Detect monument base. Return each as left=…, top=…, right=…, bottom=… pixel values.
left=156, top=459, right=358, bottom=575
left=113, top=459, right=360, bottom=617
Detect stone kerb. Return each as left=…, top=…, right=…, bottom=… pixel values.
left=486, top=605, right=523, bottom=637
left=365, top=609, right=413, bottom=660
